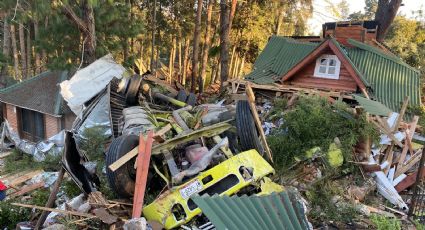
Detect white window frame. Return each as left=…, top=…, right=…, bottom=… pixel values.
left=313, top=54, right=341, bottom=79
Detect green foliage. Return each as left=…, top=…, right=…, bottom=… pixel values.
left=385, top=16, right=425, bottom=69
left=62, top=179, right=82, bottom=198
left=3, top=149, right=61, bottom=173
left=0, top=188, right=50, bottom=229
left=348, top=0, right=378, bottom=21
left=268, top=95, right=377, bottom=169
left=80, top=126, right=108, bottom=160
left=370, top=214, right=401, bottom=230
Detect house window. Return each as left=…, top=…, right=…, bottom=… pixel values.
left=314, top=54, right=341, bottom=79
left=20, top=108, right=45, bottom=142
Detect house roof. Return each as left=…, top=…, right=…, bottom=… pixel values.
left=245, top=36, right=318, bottom=84
left=245, top=36, right=422, bottom=112
left=0, top=71, right=70, bottom=117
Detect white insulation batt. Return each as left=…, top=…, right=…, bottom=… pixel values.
left=60, top=54, right=126, bottom=115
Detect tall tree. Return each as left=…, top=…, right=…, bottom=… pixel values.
left=62, top=0, right=96, bottom=66
left=191, top=0, right=203, bottom=92
left=375, top=0, right=402, bottom=42
left=219, top=0, right=230, bottom=90
left=200, top=0, right=214, bottom=93
left=1, top=13, right=11, bottom=82
left=18, top=23, right=26, bottom=79
left=10, top=24, right=19, bottom=79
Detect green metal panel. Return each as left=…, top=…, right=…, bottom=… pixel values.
left=192, top=192, right=309, bottom=230
left=347, top=39, right=421, bottom=112
left=352, top=94, right=393, bottom=116
left=245, top=36, right=318, bottom=85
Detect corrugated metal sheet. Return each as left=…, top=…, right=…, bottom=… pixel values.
left=347, top=39, right=421, bottom=112
left=192, top=192, right=310, bottom=230
left=245, top=36, right=318, bottom=84
left=352, top=94, right=393, bottom=116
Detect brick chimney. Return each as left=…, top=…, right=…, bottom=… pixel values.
left=322, top=21, right=379, bottom=46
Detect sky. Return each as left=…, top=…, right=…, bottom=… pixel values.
left=308, top=0, right=424, bottom=35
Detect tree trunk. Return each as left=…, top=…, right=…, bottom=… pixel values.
left=18, top=23, right=26, bottom=79
left=228, top=0, right=237, bottom=32
left=34, top=20, right=41, bottom=74
left=41, top=17, right=48, bottom=71
left=10, top=24, right=19, bottom=80
left=182, top=38, right=190, bottom=86
left=26, top=25, right=32, bottom=77
left=178, top=34, right=182, bottom=76
left=238, top=56, right=245, bottom=79
left=82, top=2, right=96, bottom=65
left=199, top=0, right=213, bottom=93
left=1, top=14, right=11, bottom=83
left=375, top=0, right=402, bottom=42
left=229, top=45, right=236, bottom=78
left=151, top=0, right=157, bottom=71
left=219, top=0, right=230, bottom=90
left=191, top=0, right=203, bottom=92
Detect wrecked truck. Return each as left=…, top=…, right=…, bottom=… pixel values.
left=62, top=73, right=281, bottom=229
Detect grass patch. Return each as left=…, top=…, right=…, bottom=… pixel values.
left=370, top=214, right=401, bottom=230
left=3, top=149, right=62, bottom=174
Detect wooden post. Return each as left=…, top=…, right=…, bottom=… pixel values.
left=245, top=83, right=273, bottom=162
left=132, top=131, right=154, bottom=218
left=34, top=167, right=66, bottom=230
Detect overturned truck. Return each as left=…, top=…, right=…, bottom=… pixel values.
left=62, top=72, right=283, bottom=229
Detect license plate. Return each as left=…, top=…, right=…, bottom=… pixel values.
left=180, top=180, right=203, bottom=199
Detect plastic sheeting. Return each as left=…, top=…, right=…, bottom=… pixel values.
left=60, top=54, right=126, bottom=115
left=0, top=120, right=65, bottom=162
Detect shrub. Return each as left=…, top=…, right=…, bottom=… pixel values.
left=370, top=214, right=401, bottom=230
left=268, top=95, right=377, bottom=169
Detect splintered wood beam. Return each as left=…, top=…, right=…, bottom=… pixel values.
left=392, top=96, right=409, bottom=132
left=371, top=119, right=403, bottom=148
left=396, top=115, right=419, bottom=176
left=395, top=149, right=423, bottom=178
left=246, top=83, right=273, bottom=162
left=13, top=202, right=95, bottom=218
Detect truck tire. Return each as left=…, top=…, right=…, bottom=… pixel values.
left=236, top=100, right=264, bottom=154
left=106, top=135, right=139, bottom=198
left=126, top=75, right=143, bottom=106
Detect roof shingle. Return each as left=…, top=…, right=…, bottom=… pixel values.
left=0, top=71, right=70, bottom=116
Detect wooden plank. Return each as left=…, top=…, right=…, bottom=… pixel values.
left=246, top=83, right=273, bottom=162
left=395, top=149, right=423, bottom=178
left=6, top=169, right=44, bottom=187
left=12, top=202, right=95, bottom=218
left=396, top=116, right=419, bottom=176
left=371, top=119, right=403, bottom=148
left=0, top=151, right=12, bottom=159
left=395, top=168, right=425, bottom=192
left=132, top=131, right=154, bottom=218
left=392, top=96, right=409, bottom=132
left=9, top=182, right=45, bottom=198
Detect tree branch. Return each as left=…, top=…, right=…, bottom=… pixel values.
left=62, top=4, right=87, bottom=32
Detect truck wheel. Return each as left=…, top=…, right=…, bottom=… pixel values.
left=126, top=75, right=143, bottom=106
left=106, top=135, right=138, bottom=198
left=236, top=100, right=264, bottom=154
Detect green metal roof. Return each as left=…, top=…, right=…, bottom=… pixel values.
left=352, top=94, right=393, bottom=116
left=245, top=36, right=421, bottom=112
left=245, top=36, right=318, bottom=84
left=346, top=39, right=421, bottom=111
left=192, top=192, right=309, bottom=230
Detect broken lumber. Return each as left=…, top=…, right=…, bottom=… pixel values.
left=5, top=169, right=44, bottom=187
left=109, top=121, right=233, bottom=171
left=246, top=83, right=273, bottom=162
left=395, top=149, right=423, bottom=178
left=35, top=167, right=65, bottom=229
left=392, top=96, right=409, bottom=132
left=396, top=115, right=419, bottom=176
left=9, top=182, right=45, bottom=198
left=132, top=131, right=153, bottom=218
left=13, top=202, right=95, bottom=218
